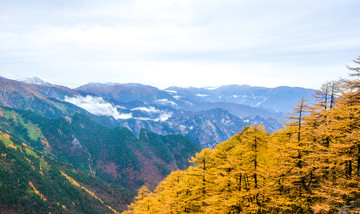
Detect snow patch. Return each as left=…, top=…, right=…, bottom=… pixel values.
left=18, top=76, right=52, bottom=86
left=64, top=95, right=132, bottom=120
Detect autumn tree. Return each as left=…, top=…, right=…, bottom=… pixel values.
left=124, top=58, right=360, bottom=213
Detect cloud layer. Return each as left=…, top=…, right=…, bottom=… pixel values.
left=65, top=95, right=172, bottom=122
left=1, top=0, right=359, bottom=89
left=65, top=95, right=132, bottom=119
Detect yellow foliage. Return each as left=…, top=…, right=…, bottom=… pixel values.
left=7, top=143, right=17, bottom=150
left=40, top=131, right=51, bottom=151
left=106, top=205, right=120, bottom=214
left=60, top=171, right=80, bottom=187
left=1, top=132, right=11, bottom=140
left=28, top=181, right=47, bottom=201
left=25, top=157, right=31, bottom=164
left=11, top=113, right=17, bottom=122
left=60, top=171, right=119, bottom=214
left=125, top=73, right=360, bottom=214
left=81, top=185, right=104, bottom=203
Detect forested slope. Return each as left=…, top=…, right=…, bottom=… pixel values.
left=0, top=105, right=200, bottom=214
left=0, top=132, right=131, bottom=213
left=124, top=59, right=360, bottom=213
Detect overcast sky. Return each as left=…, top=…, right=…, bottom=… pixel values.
left=0, top=0, right=359, bottom=89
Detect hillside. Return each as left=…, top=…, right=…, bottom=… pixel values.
left=124, top=73, right=360, bottom=213
left=0, top=131, right=131, bottom=213
left=0, top=106, right=200, bottom=191
left=0, top=76, right=87, bottom=118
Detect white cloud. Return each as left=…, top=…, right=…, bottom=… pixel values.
left=131, top=106, right=160, bottom=113
left=133, top=112, right=173, bottom=122
left=164, top=90, right=177, bottom=94
left=64, top=95, right=132, bottom=120
left=133, top=112, right=172, bottom=122
left=131, top=106, right=173, bottom=121
left=154, top=99, right=177, bottom=107
left=196, top=94, right=210, bottom=97
left=64, top=96, right=173, bottom=122
left=157, top=112, right=173, bottom=122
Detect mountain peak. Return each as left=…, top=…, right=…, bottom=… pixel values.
left=17, top=77, right=52, bottom=86
left=77, top=82, right=153, bottom=89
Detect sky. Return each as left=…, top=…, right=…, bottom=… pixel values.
left=0, top=0, right=359, bottom=89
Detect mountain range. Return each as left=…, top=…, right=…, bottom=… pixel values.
left=0, top=76, right=316, bottom=213
left=1, top=76, right=315, bottom=148
left=0, top=105, right=200, bottom=213
left=69, top=81, right=313, bottom=148
left=74, top=82, right=313, bottom=148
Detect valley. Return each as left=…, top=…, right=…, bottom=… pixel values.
left=1, top=1, right=357, bottom=213
left=0, top=76, right=320, bottom=213
left=1, top=76, right=313, bottom=148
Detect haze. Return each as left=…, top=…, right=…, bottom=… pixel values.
left=1, top=0, right=359, bottom=89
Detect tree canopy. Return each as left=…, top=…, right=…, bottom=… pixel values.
left=124, top=57, right=360, bottom=214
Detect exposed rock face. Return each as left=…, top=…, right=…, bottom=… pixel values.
left=0, top=76, right=313, bottom=148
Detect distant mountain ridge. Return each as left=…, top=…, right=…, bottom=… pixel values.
left=17, top=76, right=53, bottom=86
left=166, top=84, right=315, bottom=114
left=0, top=76, right=315, bottom=147
left=75, top=81, right=314, bottom=147
left=76, top=82, right=177, bottom=104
